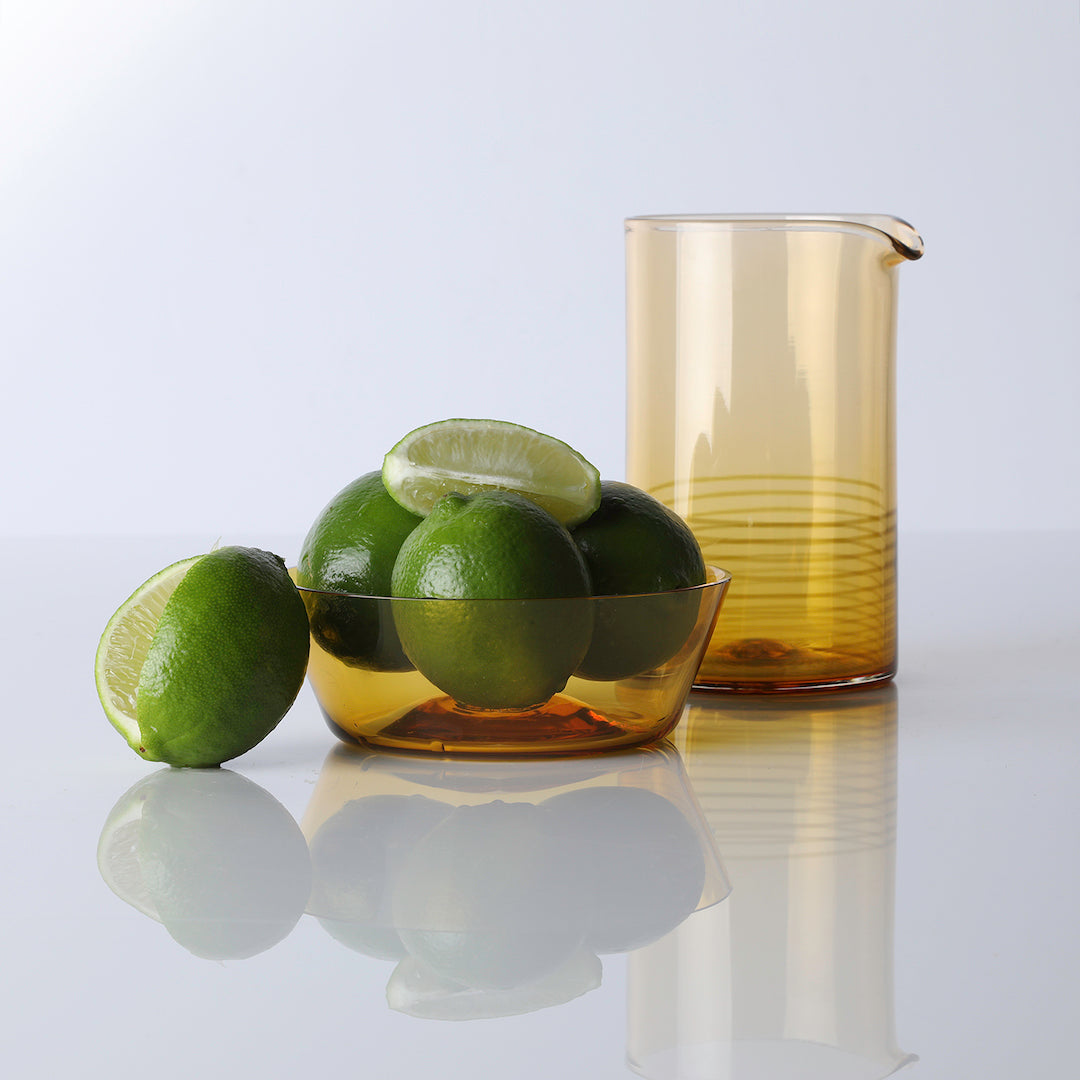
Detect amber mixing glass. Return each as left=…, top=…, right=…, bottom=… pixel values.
left=626, top=214, right=923, bottom=690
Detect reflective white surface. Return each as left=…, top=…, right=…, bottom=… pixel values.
left=1, top=532, right=1076, bottom=1077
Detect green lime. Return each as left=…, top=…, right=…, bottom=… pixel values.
left=97, top=768, right=311, bottom=960
left=382, top=418, right=601, bottom=526
left=571, top=481, right=707, bottom=681
left=95, top=546, right=310, bottom=768
left=390, top=490, right=592, bottom=710
left=296, top=470, right=422, bottom=671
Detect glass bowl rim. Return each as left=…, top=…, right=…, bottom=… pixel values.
left=294, top=564, right=731, bottom=603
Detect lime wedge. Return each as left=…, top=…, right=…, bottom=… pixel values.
left=382, top=419, right=601, bottom=526
left=95, top=555, right=201, bottom=752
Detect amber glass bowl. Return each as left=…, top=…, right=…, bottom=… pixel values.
left=297, top=567, right=730, bottom=756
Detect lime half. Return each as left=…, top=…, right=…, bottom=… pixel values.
left=382, top=419, right=601, bottom=526
left=95, top=546, right=310, bottom=768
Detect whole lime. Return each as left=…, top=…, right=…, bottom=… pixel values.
left=571, top=481, right=706, bottom=681
left=297, top=471, right=422, bottom=670
left=96, top=546, right=311, bottom=768
left=390, top=490, right=592, bottom=710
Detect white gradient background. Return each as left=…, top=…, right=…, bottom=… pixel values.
left=1, top=1, right=1077, bottom=541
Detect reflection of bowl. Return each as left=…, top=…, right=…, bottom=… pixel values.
left=298, top=566, right=729, bottom=755
left=300, top=741, right=730, bottom=1020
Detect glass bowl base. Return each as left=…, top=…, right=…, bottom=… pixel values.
left=319, top=694, right=671, bottom=756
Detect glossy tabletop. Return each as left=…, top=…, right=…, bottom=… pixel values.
left=1, top=532, right=1076, bottom=1078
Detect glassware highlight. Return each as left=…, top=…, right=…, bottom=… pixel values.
left=297, top=567, right=730, bottom=755
left=626, top=214, right=923, bottom=691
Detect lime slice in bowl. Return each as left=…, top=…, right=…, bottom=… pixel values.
left=382, top=418, right=601, bottom=527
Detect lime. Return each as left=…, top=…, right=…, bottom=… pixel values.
left=95, top=546, right=310, bottom=768
left=390, top=490, right=592, bottom=710
left=573, top=481, right=706, bottom=594
left=571, top=481, right=707, bottom=681
left=382, top=418, right=601, bottom=526
left=297, top=471, right=422, bottom=670
left=97, top=768, right=311, bottom=960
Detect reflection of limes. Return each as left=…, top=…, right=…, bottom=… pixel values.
left=392, top=801, right=586, bottom=990
left=95, top=546, right=310, bottom=768
left=543, top=785, right=706, bottom=953
left=97, top=768, right=311, bottom=960
left=391, top=491, right=592, bottom=710
left=382, top=418, right=601, bottom=526
left=317, top=917, right=406, bottom=960
left=297, top=471, right=422, bottom=670
left=307, top=794, right=451, bottom=961
left=572, top=482, right=706, bottom=681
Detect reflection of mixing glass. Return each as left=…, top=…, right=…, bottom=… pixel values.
left=628, top=687, right=916, bottom=1079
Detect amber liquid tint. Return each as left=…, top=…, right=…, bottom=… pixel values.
left=627, top=216, right=921, bottom=690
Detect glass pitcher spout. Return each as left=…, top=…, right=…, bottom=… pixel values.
left=837, top=213, right=924, bottom=260
left=630, top=213, right=924, bottom=262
